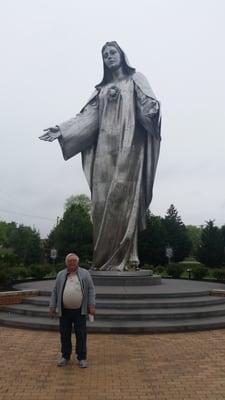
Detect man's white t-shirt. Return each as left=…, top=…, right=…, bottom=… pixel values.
left=63, top=273, right=83, bottom=309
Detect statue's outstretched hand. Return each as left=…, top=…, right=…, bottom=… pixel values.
left=39, top=126, right=61, bottom=142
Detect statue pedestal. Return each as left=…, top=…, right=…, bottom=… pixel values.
left=90, top=270, right=161, bottom=286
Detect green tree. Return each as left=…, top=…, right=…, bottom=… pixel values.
left=163, top=205, right=191, bottom=262
left=138, top=211, right=167, bottom=266
left=196, top=220, right=224, bottom=267
left=48, top=196, right=93, bottom=262
left=186, top=225, right=202, bottom=257
left=64, top=194, right=91, bottom=215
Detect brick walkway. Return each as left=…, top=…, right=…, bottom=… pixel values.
left=1, top=327, right=225, bottom=400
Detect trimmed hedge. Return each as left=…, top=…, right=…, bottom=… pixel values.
left=212, top=268, right=225, bottom=281
left=191, top=265, right=208, bottom=280
left=0, top=262, right=54, bottom=288
left=166, top=263, right=184, bottom=278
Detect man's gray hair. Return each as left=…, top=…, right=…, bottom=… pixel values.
left=65, top=253, right=79, bottom=265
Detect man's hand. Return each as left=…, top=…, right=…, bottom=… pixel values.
left=39, top=126, right=61, bottom=142
left=88, top=306, right=96, bottom=316
left=49, top=308, right=57, bottom=318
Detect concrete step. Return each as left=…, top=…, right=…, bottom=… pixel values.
left=38, top=288, right=212, bottom=299
left=91, top=275, right=161, bottom=286
left=8, top=278, right=225, bottom=333
left=2, top=310, right=225, bottom=333
left=23, top=295, right=225, bottom=309
left=96, top=296, right=225, bottom=309
left=23, top=296, right=50, bottom=306
left=2, top=302, right=225, bottom=320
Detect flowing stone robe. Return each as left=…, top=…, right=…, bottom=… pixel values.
left=58, top=72, right=161, bottom=271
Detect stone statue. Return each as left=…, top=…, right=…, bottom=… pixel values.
left=39, top=41, right=161, bottom=271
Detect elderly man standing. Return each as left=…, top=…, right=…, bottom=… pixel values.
left=49, top=253, right=96, bottom=368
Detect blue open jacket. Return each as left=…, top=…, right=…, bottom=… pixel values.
left=49, top=267, right=96, bottom=317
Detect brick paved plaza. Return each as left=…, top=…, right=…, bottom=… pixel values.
left=1, top=327, right=225, bottom=400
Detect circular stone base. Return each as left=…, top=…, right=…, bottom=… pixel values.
left=90, top=270, right=161, bottom=286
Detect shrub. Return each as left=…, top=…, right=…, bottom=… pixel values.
left=0, top=269, right=11, bottom=288
left=16, top=267, right=31, bottom=279
left=212, top=268, right=225, bottom=281
left=0, top=263, right=32, bottom=287
left=155, top=266, right=165, bottom=275
left=29, top=264, right=52, bottom=279
left=55, top=263, right=65, bottom=274
left=166, top=263, right=184, bottom=278
left=191, top=265, right=208, bottom=280
left=179, top=262, right=203, bottom=270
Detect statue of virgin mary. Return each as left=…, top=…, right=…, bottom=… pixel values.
left=39, top=41, right=161, bottom=271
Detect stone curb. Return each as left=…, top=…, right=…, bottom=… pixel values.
left=211, top=289, right=225, bottom=296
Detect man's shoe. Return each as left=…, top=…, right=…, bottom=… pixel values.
left=79, top=359, right=88, bottom=368
left=57, top=357, right=68, bottom=367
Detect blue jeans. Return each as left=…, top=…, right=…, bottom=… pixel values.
left=59, top=308, right=87, bottom=361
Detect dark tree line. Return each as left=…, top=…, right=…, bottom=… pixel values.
left=48, top=201, right=192, bottom=266
left=138, top=210, right=225, bottom=268
left=1, top=196, right=224, bottom=269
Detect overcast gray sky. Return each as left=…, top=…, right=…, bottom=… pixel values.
left=1, top=0, right=225, bottom=238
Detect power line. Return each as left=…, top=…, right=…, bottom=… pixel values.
left=0, top=208, right=56, bottom=222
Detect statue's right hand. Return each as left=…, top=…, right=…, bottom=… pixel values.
left=39, top=126, right=61, bottom=142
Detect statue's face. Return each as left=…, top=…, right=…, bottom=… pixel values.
left=103, top=45, right=122, bottom=71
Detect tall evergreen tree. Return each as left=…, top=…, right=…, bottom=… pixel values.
left=196, top=220, right=224, bottom=267
left=138, top=211, right=167, bottom=266
left=163, top=205, right=191, bottom=262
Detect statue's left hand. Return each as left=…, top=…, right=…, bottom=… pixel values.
left=39, top=126, right=61, bottom=142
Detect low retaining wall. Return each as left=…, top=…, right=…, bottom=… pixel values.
left=0, top=290, right=39, bottom=305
